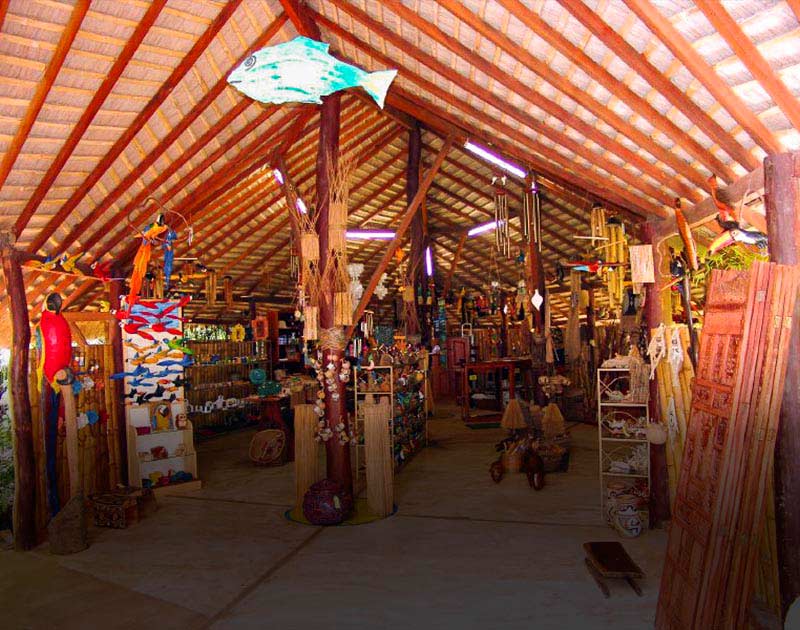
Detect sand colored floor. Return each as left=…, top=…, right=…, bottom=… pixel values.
left=0, top=404, right=666, bottom=629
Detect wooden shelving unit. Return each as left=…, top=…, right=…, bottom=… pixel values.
left=352, top=363, right=428, bottom=492
left=597, top=366, right=650, bottom=533
left=185, top=339, right=272, bottom=431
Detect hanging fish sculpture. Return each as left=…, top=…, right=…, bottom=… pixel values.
left=227, top=36, right=397, bottom=108
left=162, top=227, right=177, bottom=291
left=673, top=198, right=698, bottom=271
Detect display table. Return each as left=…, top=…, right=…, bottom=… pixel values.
left=460, top=358, right=533, bottom=423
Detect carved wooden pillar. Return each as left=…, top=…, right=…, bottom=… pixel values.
left=765, top=152, right=800, bottom=620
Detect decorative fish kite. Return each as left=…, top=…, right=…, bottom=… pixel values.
left=227, top=36, right=397, bottom=108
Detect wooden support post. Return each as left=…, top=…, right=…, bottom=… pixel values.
left=406, top=121, right=423, bottom=339
left=641, top=221, right=671, bottom=527
left=0, top=238, right=37, bottom=549
left=107, top=273, right=127, bottom=485
left=444, top=231, right=467, bottom=295
left=315, top=93, right=352, bottom=496
left=348, top=134, right=454, bottom=337
left=765, top=152, right=800, bottom=621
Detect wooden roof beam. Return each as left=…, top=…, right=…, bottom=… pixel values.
left=13, top=0, right=167, bottom=239
left=403, top=0, right=708, bottom=197
left=348, top=134, right=455, bottom=336
left=494, top=0, right=746, bottom=180
left=34, top=12, right=289, bottom=257
left=25, top=0, right=250, bottom=253
left=694, top=0, right=800, bottom=133
left=316, top=15, right=664, bottom=219
left=318, top=4, right=680, bottom=208
left=192, top=106, right=388, bottom=261
left=623, top=0, right=782, bottom=155
left=557, top=0, right=754, bottom=173
left=2, top=0, right=89, bottom=203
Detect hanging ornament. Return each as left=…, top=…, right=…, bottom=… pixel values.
left=531, top=288, right=544, bottom=311
left=347, top=262, right=365, bottom=306
left=375, top=273, right=389, bottom=300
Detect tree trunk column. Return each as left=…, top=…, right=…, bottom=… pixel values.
left=765, top=152, right=800, bottom=621
left=1, top=239, right=37, bottom=550
left=406, top=121, right=423, bottom=340
left=641, top=220, right=670, bottom=527
left=315, top=94, right=352, bottom=496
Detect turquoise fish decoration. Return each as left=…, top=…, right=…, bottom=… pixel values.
left=227, top=36, right=397, bottom=108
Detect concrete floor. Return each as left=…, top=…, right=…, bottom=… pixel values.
left=0, top=404, right=666, bottom=629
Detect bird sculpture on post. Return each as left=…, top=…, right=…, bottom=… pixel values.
left=36, top=293, right=75, bottom=513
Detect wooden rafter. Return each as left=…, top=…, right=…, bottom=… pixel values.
left=408, top=0, right=704, bottom=200
left=24, top=0, right=250, bottom=253
left=12, top=0, right=167, bottom=239
left=494, top=0, right=743, bottom=180
left=2, top=1, right=90, bottom=202
left=694, top=0, right=800, bottom=132
left=444, top=231, right=467, bottom=294
left=623, top=0, right=782, bottom=155
left=317, top=14, right=663, bottom=219
left=348, top=134, right=454, bottom=336
left=557, top=0, right=755, bottom=173
left=33, top=12, right=289, bottom=258
left=317, top=5, right=677, bottom=211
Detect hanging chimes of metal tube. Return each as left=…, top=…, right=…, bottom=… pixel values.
left=494, top=182, right=510, bottom=258
left=532, top=176, right=542, bottom=245
left=522, top=187, right=531, bottom=243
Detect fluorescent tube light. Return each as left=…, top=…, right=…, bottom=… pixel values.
left=295, top=198, right=307, bottom=214
left=464, top=140, right=527, bottom=179
left=346, top=230, right=396, bottom=239
left=273, top=168, right=285, bottom=185
left=467, top=220, right=499, bottom=237
left=425, top=246, right=433, bottom=276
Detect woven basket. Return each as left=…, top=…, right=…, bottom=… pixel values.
left=501, top=451, right=522, bottom=473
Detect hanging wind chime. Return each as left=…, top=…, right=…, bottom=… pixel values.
left=493, top=175, right=510, bottom=259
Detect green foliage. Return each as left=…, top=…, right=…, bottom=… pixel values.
left=0, top=361, right=12, bottom=525
left=692, top=244, right=767, bottom=290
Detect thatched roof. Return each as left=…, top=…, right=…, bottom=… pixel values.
left=0, top=0, right=797, bottom=325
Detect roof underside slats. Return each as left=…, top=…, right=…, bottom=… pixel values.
left=0, top=0, right=796, bottom=324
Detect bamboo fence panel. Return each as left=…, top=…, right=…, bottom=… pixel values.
left=294, top=404, right=320, bottom=509
left=364, top=398, right=393, bottom=517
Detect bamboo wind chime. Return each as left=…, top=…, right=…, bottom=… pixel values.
left=494, top=177, right=510, bottom=258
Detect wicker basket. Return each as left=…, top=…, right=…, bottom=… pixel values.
left=501, top=451, right=522, bottom=473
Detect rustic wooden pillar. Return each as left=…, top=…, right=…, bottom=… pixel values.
left=641, top=220, right=671, bottom=527
left=765, top=152, right=800, bottom=620
left=1, top=239, right=37, bottom=550
left=406, top=121, right=423, bottom=339
left=107, top=272, right=127, bottom=485
left=315, top=93, right=352, bottom=496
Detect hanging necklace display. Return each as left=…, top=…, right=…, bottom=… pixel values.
left=493, top=175, right=510, bottom=258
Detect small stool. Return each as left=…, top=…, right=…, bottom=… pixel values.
left=583, top=541, right=644, bottom=598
